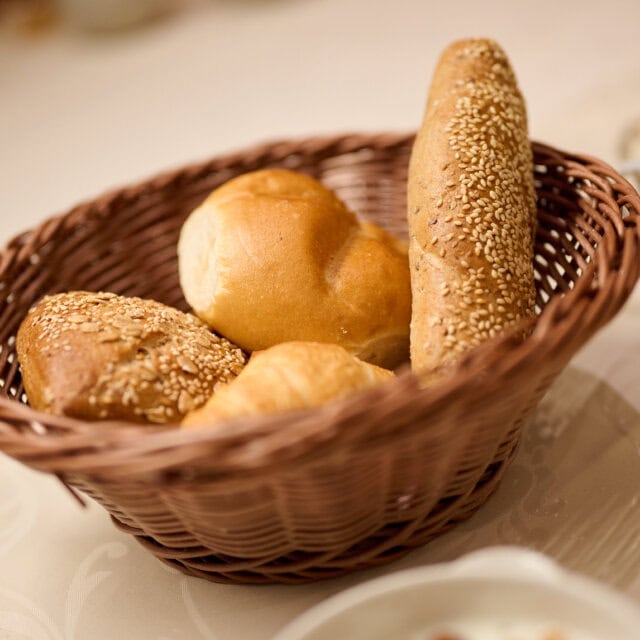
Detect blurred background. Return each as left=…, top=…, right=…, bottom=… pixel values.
left=2, top=0, right=640, bottom=240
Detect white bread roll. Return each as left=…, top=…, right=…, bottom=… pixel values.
left=182, top=341, right=393, bottom=428
left=178, top=169, right=411, bottom=369
left=408, top=38, right=537, bottom=374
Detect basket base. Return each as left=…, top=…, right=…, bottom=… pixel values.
left=111, top=443, right=517, bottom=585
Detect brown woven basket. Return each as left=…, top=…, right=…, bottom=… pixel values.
left=0, top=132, right=638, bottom=585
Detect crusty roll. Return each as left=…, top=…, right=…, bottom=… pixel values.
left=178, top=169, right=411, bottom=369
left=408, top=38, right=537, bottom=374
left=182, top=341, right=393, bottom=428
left=17, top=292, right=246, bottom=423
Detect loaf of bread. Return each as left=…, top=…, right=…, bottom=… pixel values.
left=178, top=169, right=411, bottom=369
left=408, top=38, right=537, bottom=374
left=182, top=341, right=394, bottom=428
left=17, top=292, right=246, bottom=423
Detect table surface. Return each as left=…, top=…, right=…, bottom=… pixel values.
left=3, top=1, right=640, bottom=638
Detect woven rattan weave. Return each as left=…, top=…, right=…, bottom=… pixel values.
left=0, top=133, right=638, bottom=584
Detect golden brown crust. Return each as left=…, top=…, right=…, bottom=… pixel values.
left=181, top=341, right=394, bottom=428
left=178, top=169, right=411, bottom=369
left=408, top=38, right=536, bottom=374
left=16, top=292, right=246, bottom=423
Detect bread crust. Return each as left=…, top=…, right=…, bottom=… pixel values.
left=178, top=169, right=411, bottom=369
left=408, top=38, right=537, bottom=374
left=182, top=341, right=393, bottom=428
left=16, top=292, right=246, bottom=423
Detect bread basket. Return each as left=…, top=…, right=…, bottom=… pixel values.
left=0, top=132, right=638, bottom=585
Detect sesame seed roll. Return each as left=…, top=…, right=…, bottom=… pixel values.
left=17, top=292, right=246, bottom=423
left=408, top=38, right=537, bottom=375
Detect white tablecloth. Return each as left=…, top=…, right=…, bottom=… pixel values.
left=2, top=1, right=640, bottom=637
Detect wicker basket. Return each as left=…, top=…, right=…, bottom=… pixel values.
left=0, top=133, right=638, bottom=585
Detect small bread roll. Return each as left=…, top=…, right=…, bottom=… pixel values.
left=17, top=292, right=246, bottom=423
left=182, top=341, right=393, bottom=428
left=408, top=38, right=536, bottom=374
left=178, top=169, right=411, bottom=369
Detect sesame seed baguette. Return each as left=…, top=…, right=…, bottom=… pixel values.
left=408, top=38, right=537, bottom=375
left=17, top=292, right=246, bottom=424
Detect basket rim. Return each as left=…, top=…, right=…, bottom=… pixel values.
left=1, top=132, right=639, bottom=480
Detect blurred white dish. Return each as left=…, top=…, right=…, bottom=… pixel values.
left=273, top=547, right=640, bottom=640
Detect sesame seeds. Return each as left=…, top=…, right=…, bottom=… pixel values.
left=415, top=39, right=536, bottom=363
left=22, top=291, right=246, bottom=423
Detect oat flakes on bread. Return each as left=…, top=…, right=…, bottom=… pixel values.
left=17, top=291, right=246, bottom=423
left=408, top=38, right=537, bottom=375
